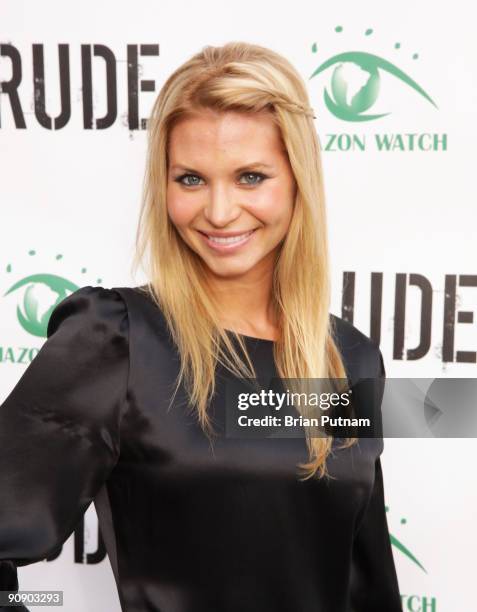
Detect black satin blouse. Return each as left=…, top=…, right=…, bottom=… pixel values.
left=0, top=285, right=401, bottom=612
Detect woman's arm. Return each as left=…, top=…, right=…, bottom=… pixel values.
left=0, top=286, right=129, bottom=605
left=349, top=455, right=402, bottom=611
left=348, top=349, right=402, bottom=611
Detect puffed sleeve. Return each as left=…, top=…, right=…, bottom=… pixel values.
left=348, top=350, right=402, bottom=611
left=0, top=286, right=129, bottom=606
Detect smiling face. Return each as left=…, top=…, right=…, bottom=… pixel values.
left=166, top=109, right=297, bottom=280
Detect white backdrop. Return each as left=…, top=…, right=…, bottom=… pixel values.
left=1, top=1, right=476, bottom=610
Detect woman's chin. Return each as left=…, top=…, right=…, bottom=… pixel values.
left=200, top=256, right=259, bottom=280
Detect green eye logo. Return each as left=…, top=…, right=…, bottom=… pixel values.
left=310, top=33, right=438, bottom=122
left=4, top=274, right=79, bottom=337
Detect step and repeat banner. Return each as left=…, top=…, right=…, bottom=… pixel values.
left=1, top=1, right=476, bottom=610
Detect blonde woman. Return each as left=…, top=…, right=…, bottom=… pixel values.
left=0, top=42, right=401, bottom=611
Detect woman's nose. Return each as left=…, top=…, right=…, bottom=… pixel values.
left=202, top=183, right=241, bottom=227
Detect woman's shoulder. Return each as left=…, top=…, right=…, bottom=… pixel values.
left=329, top=313, right=384, bottom=381
left=48, top=284, right=171, bottom=346
left=46, top=285, right=129, bottom=339
left=47, top=285, right=153, bottom=326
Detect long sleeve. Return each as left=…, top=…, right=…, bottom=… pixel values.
left=348, top=349, right=402, bottom=611
left=0, top=286, right=129, bottom=606
left=348, top=457, right=402, bottom=611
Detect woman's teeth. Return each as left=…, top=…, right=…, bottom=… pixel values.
left=206, top=231, right=254, bottom=244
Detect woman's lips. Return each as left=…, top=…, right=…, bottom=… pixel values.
left=197, top=229, right=258, bottom=253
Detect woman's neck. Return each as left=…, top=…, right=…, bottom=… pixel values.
left=205, top=265, right=280, bottom=341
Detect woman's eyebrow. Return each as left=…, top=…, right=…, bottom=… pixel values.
left=170, top=162, right=274, bottom=173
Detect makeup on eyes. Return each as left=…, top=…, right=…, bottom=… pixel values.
left=173, top=171, right=269, bottom=187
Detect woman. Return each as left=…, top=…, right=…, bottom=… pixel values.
left=0, top=42, right=401, bottom=611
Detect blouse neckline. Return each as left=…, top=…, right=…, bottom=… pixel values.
left=223, top=328, right=276, bottom=344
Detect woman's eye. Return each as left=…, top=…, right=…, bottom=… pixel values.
left=239, top=172, right=266, bottom=185
left=176, top=174, right=203, bottom=186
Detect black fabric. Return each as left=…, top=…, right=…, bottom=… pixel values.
left=0, top=285, right=401, bottom=611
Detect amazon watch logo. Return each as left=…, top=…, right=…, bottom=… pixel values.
left=1, top=250, right=103, bottom=364
left=309, top=26, right=445, bottom=152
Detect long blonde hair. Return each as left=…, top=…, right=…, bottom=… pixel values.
left=131, top=41, right=357, bottom=480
